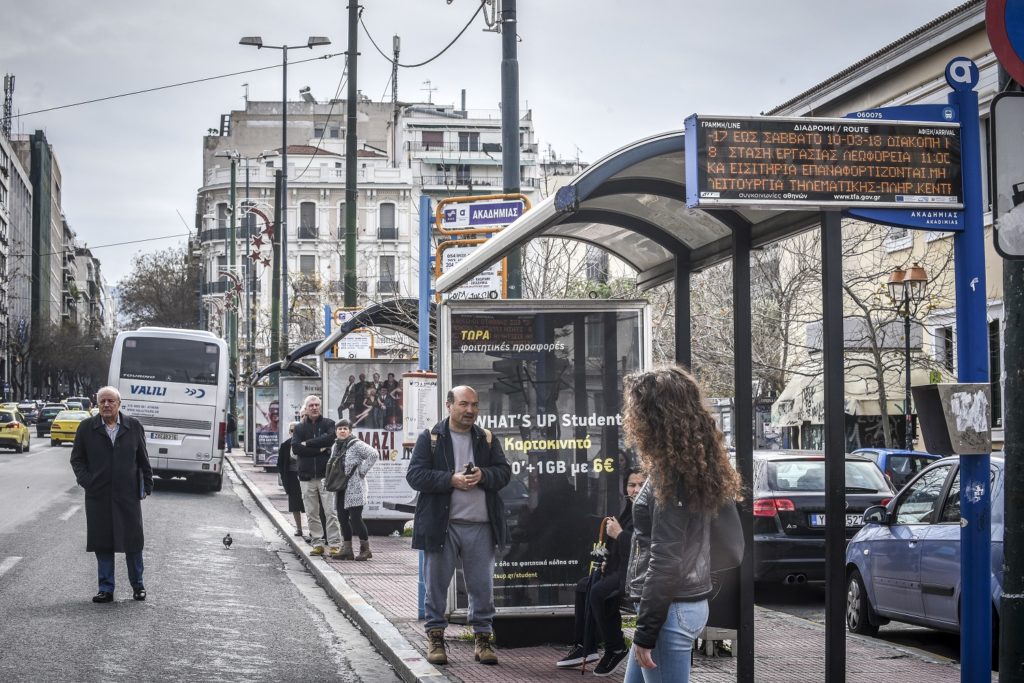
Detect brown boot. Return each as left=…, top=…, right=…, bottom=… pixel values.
left=474, top=632, right=498, bottom=665
left=330, top=541, right=354, bottom=560
left=355, top=540, right=372, bottom=561
left=426, top=628, right=447, bottom=665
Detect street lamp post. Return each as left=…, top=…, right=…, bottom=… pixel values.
left=887, top=263, right=928, bottom=449
left=240, top=35, right=331, bottom=356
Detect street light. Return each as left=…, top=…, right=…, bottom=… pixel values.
left=887, top=262, right=928, bottom=449
left=239, top=35, right=331, bottom=357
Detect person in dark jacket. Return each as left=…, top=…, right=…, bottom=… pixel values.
left=69, top=386, right=154, bottom=603
left=277, top=422, right=305, bottom=537
left=621, top=366, right=742, bottom=683
left=556, top=469, right=647, bottom=675
left=406, top=385, right=511, bottom=667
left=292, top=395, right=339, bottom=557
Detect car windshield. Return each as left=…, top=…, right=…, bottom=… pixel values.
left=56, top=411, right=89, bottom=421
left=768, top=460, right=890, bottom=493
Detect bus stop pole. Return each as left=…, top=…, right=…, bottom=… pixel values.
left=948, top=62, right=992, bottom=682
left=416, top=194, right=431, bottom=619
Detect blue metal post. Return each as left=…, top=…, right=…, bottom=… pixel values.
left=948, top=58, right=991, bottom=681
left=323, top=304, right=332, bottom=359
left=416, top=194, right=432, bottom=619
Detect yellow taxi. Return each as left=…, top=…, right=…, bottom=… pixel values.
left=0, top=408, right=31, bottom=452
left=50, top=410, right=91, bottom=447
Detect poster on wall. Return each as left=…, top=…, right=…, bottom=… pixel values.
left=279, top=376, right=324, bottom=447
left=402, top=371, right=439, bottom=451
left=253, top=384, right=280, bottom=466
left=323, top=359, right=417, bottom=520
left=441, top=300, right=649, bottom=616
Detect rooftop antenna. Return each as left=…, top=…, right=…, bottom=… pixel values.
left=421, top=79, right=437, bottom=104
left=2, top=74, right=14, bottom=141
left=242, top=82, right=249, bottom=105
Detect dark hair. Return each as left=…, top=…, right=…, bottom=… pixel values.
left=336, top=419, right=351, bottom=428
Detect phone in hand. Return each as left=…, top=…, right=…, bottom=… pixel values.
left=464, top=461, right=476, bottom=475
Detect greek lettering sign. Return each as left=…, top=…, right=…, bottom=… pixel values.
left=439, top=244, right=503, bottom=300
left=442, top=199, right=524, bottom=229
left=685, top=114, right=963, bottom=210
left=443, top=300, right=649, bottom=616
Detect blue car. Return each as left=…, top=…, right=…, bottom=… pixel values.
left=851, top=448, right=942, bottom=490
left=844, top=455, right=1004, bottom=641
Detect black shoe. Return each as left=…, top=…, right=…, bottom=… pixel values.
left=593, top=649, right=628, bottom=677
left=556, top=644, right=599, bottom=668
left=133, top=587, right=147, bottom=601
left=92, top=591, right=114, bottom=603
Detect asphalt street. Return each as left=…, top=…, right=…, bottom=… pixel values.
left=0, top=441, right=400, bottom=682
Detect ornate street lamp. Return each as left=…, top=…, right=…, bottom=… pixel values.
left=887, top=262, right=928, bottom=449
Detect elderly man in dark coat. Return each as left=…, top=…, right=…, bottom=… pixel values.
left=70, top=385, right=153, bottom=603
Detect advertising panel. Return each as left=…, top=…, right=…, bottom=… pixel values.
left=442, top=300, right=649, bottom=616
left=279, top=376, right=324, bottom=446
left=323, top=359, right=417, bottom=520
left=253, top=384, right=280, bottom=466
left=402, top=371, right=439, bottom=451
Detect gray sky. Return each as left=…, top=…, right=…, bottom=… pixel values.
left=6, top=0, right=967, bottom=285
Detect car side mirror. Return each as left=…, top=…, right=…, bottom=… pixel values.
left=863, top=505, right=889, bottom=525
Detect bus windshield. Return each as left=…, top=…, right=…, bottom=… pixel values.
left=120, top=337, right=221, bottom=385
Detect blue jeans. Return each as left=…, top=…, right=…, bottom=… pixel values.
left=96, top=551, right=144, bottom=592
left=624, top=599, right=708, bottom=683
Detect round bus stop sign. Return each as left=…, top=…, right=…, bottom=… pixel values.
left=987, top=0, right=1024, bottom=86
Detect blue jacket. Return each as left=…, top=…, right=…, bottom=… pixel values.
left=406, top=418, right=511, bottom=552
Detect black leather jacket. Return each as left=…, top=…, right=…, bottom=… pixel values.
left=625, top=478, right=712, bottom=649
left=291, top=416, right=336, bottom=480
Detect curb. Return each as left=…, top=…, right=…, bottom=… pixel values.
left=226, top=454, right=447, bottom=683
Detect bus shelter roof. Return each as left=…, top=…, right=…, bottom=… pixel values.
left=313, top=298, right=435, bottom=357
left=434, top=130, right=821, bottom=294
left=251, top=359, right=319, bottom=383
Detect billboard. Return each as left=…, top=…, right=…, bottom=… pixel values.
left=279, top=376, right=324, bottom=447
left=253, top=384, right=280, bottom=466
left=323, top=359, right=417, bottom=520
left=441, top=300, right=650, bottom=615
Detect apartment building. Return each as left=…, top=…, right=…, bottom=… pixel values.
left=0, top=133, right=32, bottom=400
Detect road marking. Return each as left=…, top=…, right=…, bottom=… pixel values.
left=0, top=557, right=22, bottom=578
left=59, top=504, right=81, bottom=521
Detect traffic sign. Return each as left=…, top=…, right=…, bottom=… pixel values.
left=987, top=0, right=1024, bottom=87
left=991, top=92, right=1024, bottom=259
left=441, top=199, right=524, bottom=229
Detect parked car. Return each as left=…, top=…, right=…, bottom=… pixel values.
left=851, top=448, right=942, bottom=490
left=0, top=409, right=31, bottom=452
left=845, top=455, right=1004, bottom=643
left=752, top=451, right=894, bottom=583
left=16, top=401, right=39, bottom=424
left=49, top=410, right=91, bottom=447
left=36, top=405, right=67, bottom=437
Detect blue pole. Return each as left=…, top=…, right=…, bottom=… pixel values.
left=323, top=304, right=332, bottom=359
left=417, top=194, right=432, bottom=619
left=947, top=58, right=991, bottom=682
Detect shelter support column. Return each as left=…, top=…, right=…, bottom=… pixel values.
left=821, top=211, right=846, bottom=683
left=731, top=225, right=754, bottom=683
left=674, top=253, right=691, bottom=367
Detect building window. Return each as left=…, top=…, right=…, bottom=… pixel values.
left=378, top=203, right=397, bottom=240
left=422, top=131, right=443, bottom=150
left=585, top=246, right=609, bottom=284
left=458, top=132, right=479, bottom=152
left=378, top=255, right=398, bottom=295
left=456, top=164, right=471, bottom=185
left=938, top=325, right=954, bottom=373
left=314, top=126, right=325, bottom=138
left=216, top=203, right=229, bottom=229
left=329, top=126, right=341, bottom=138
left=884, top=226, right=911, bottom=251
left=990, top=319, right=1002, bottom=428
left=299, top=202, right=317, bottom=239
left=299, top=254, right=316, bottom=275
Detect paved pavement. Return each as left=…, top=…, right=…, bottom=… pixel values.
left=227, top=453, right=982, bottom=683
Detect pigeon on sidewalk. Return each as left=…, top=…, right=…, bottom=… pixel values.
left=223, top=533, right=233, bottom=549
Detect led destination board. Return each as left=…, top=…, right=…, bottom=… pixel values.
left=685, top=115, right=963, bottom=210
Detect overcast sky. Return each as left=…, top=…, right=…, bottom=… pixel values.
left=6, top=0, right=967, bottom=285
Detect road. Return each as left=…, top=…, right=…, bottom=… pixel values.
left=0, top=440, right=400, bottom=682
left=755, top=583, right=962, bottom=663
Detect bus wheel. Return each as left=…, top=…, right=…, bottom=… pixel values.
left=209, top=473, right=223, bottom=493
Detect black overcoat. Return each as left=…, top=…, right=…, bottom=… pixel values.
left=69, top=413, right=154, bottom=553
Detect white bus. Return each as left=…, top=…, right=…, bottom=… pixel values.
left=109, top=327, right=229, bottom=491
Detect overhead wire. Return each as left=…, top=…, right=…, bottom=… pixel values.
left=11, top=232, right=192, bottom=259
left=360, top=1, right=486, bottom=69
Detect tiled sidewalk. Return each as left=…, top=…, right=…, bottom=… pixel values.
left=228, top=453, right=977, bottom=683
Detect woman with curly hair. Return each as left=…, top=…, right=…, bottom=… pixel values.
left=622, top=364, right=742, bottom=683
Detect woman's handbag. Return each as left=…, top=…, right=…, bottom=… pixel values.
left=324, top=456, right=359, bottom=493
left=710, top=498, right=745, bottom=572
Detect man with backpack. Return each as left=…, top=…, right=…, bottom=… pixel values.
left=406, top=385, right=511, bottom=667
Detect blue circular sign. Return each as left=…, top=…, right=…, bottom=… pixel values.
left=945, top=57, right=979, bottom=91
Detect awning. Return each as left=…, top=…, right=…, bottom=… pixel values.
left=771, top=362, right=946, bottom=427
left=313, top=298, right=436, bottom=357
left=434, top=130, right=821, bottom=294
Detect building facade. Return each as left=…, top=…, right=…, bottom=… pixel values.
left=0, top=133, right=32, bottom=400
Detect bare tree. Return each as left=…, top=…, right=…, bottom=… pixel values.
left=118, top=247, right=201, bottom=330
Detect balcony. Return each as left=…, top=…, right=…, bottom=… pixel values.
left=377, top=280, right=400, bottom=296
left=297, top=225, right=318, bottom=240
left=407, top=141, right=538, bottom=155
left=416, top=175, right=538, bottom=190
left=199, top=225, right=263, bottom=243
left=203, top=164, right=411, bottom=187
left=378, top=227, right=398, bottom=241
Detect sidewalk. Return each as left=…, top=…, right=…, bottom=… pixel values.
left=227, top=453, right=975, bottom=683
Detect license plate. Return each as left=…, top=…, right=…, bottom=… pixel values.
left=809, top=514, right=864, bottom=527
left=148, top=432, right=178, bottom=441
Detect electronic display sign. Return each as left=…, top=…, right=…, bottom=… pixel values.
left=685, top=115, right=963, bottom=210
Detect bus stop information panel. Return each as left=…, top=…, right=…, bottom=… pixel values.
left=685, top=114, right=963, bottom=210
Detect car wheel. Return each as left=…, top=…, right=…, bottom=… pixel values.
left=24, top=437, right=29, bottom=452
left=50, top=439, right=58, bottom=447
left=14, top=440, right=22, bottom=454
left=846, top=569, right=879, bottom=636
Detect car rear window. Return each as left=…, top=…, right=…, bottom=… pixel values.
left=42, top=408, right=62, bottom=417
left=56, top=411, right=89, bottom=421
left=0, top=412, right=14, bottom=423
left=768, top=460, right=890, bottom=492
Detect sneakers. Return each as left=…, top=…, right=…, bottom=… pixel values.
left=426, top=628, right=447, bottom=665
left=473, top=632, right=498, bottom=665
left=593, top=649, right=628, bottom=677
left=556, top=644, right=599, bottom=668
left=310, top=545, right=326, bottom=556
